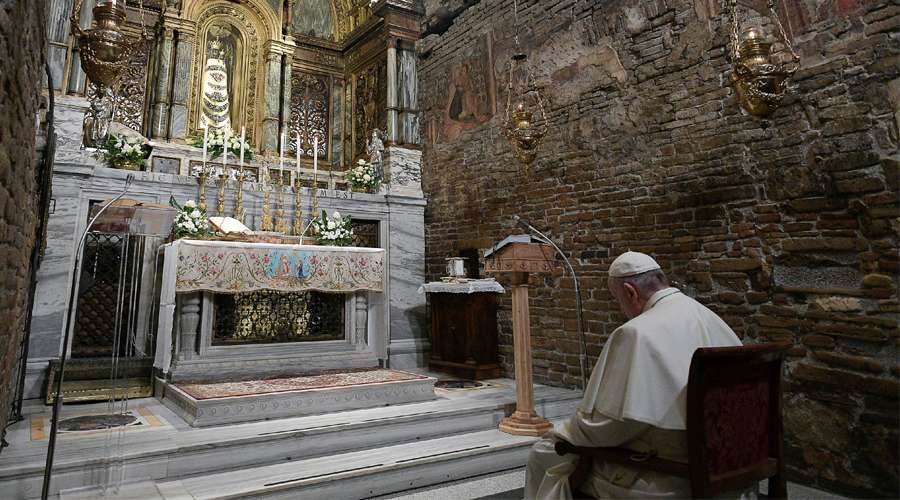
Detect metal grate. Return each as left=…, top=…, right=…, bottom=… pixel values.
left=212, top=290, right=345, bottom=345
left=350, top=219, right=379, bottom=248
left=72, top=233, right=136, bottom=358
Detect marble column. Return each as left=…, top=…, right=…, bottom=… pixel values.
left=262, top=39, right=296, bottom=153
left=384, top=146, right=422, bottom=198
left=46, top=0, right=77, bottom=90
left=168, top=30, right=195, bottom=140
left=398, top=49, right=419, bottom=145
left=178, top=292, right=201, bottom=360
left=151, top=28, right=175, bottom=139
left=66, top=0, right=96, bottom=94
left=386, top=197, right=428, bottom=369
left=386, top=42, right=399, bottom=144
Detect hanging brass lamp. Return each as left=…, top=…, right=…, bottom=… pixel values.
left=503, top=1, right=548, bottom=176
left=727, top=0, right=800, bottom=117
left=70, top=0, right=151, bottom=146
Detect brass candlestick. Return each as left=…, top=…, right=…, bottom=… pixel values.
left=197, top=170, right=209, bottom=213
left=260, top=176, right=273, bottom=231
left=293, top=178, right=303, bottom=236
left=312, top=173, right=319, bottom=219
left=234, top=172, right=245, bottom=223
left=216, top=173, right=227, bottom=216
left=274, top=174, right=288, bottom=234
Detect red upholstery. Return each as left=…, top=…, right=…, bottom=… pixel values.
left=703, top=377, right=770, bottom=477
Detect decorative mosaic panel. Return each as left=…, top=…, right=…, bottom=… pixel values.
left=212, top=290, right=345, bottom=345
left=290, top=70, right=330, bottom=159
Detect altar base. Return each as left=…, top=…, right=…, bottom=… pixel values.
left=158, top=369, right=437, bottom=427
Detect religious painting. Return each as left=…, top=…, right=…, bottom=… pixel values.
left=425, top=33, right=496, bottom=144
left=292, top=0, right=335, bottom=40
left=353, top=59, right=387, bottom=159
left=290, top=70, right=330, bottom=159
left=200, top=22, right=243, bottom=131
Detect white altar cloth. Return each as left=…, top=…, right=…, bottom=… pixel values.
left=418, top=279, right=505, bottom=294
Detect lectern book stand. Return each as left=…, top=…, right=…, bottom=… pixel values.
left=484, top=235, right=559, bottom=436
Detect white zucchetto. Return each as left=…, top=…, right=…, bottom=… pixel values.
left=608, top=251, right=661, bottom=278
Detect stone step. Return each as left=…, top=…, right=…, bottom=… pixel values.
left=157, top=369, right=439, bottom=427
left=64, top=425, right=561, bottom=500
left=3, top=383, right=581, bottom=499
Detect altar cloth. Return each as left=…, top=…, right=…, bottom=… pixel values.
left=168, top=238, right=385, bottom=293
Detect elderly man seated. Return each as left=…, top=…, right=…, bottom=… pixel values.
left=525, top=251, right=743, bottom=499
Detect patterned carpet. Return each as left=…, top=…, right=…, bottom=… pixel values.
left=176, top=369, right=429, bottom=400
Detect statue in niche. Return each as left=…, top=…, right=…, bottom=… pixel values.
left=367, top=128, right=385, bottom=180
left=292, top=0, right=335, bottom=40
left=200, top=24, right=240, bottom=130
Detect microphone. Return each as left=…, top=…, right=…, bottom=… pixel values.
left=510, top=215, right=588, bottom=389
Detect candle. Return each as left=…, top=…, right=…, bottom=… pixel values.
left=279, top=132, right=285, bottom=181
left=239, top=126, right=245, bottom=173
left=297, top=132, right=301, bottom=179
left=222, top=128, right=230, bottom=172
left=313, top=136, right=318, bottom=179
left=201, top=122, right=208, bottom=174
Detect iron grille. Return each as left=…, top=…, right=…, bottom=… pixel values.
left=212, top=290, right=345, bottom=345
left=351, top=219, right=379, bottom=248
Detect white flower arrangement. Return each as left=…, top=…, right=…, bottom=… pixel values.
left=344, top=159, right=380, bottom=190
left=309, top=210, right=354, bottom=246
left=169, top=198, right=210, bottom=239
left=192, top=127, right=254, bottom=160
left=97, top=133, right=150, bottom=170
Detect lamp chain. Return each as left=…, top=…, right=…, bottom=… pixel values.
left=767, top=0, right=800, bottom=62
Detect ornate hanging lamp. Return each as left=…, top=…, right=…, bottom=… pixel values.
left=503, top=0, right=548, bottom=176
left=727, top=0, right=800, bottom=117
left=70, top=0, right=151, bottom=146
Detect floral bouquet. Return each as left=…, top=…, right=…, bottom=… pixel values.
left=309, top=210, right=354, bottom=246
left=192, top=127, right=254, bottom=161
left=344, top=159, right=380, bottom=191
left=97, top=133, right=151, bottom=170
left=169, top=198, right=210, bottom=239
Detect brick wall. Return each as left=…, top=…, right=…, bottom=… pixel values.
left=0, top=1, right=49, bottom=436
left=418, top=0, right=898, bottom=496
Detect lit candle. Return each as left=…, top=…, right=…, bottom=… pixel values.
left=201, top=122, right=208, bottom=174
left=313, top=136, right=318, bottom=179
left=239, top=126, right=245, bottom=174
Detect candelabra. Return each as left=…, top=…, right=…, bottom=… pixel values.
left=274, top=174, right=288, bottom=234
left=260, top=169, right=273, bottom=232
left=293, top=178, right=303, bottom=236
left=197, top=170, right=209, bottom=213
left=234, top=171, right=245, bottom=223
left=216, top=173, right=228, bottom=216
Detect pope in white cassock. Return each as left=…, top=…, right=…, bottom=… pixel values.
left=525, top=251, right=744, bottom=499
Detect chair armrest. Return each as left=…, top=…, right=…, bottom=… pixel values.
left=554, top=439, right=690, bottom=478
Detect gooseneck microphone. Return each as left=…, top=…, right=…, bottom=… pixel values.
left=512, top=215, right=588, bottom=390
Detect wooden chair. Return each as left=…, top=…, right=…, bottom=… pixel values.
left=555, top=342, right=790, bottom=499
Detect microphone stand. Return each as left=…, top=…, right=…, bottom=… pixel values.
left=513, top=215, right=588, bottom=390
left=41, top=174, right=134, bottom=500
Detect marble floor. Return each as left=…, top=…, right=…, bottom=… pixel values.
left=0, top=373, right=582, bottom=499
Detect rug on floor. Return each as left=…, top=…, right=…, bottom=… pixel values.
left=176, top=369, right=429, bottom=400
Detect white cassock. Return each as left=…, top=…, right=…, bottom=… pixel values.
left=525, top=287, right=743, bottom=499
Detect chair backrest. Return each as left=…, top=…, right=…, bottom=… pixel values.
left=686, top=342, right=789, bottom=498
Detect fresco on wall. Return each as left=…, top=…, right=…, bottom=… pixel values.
left=293, top=0, right=335, bottom=40
left=424, top=32, right=496, bottom=144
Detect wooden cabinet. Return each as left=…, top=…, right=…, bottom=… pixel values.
left=428, top=292, right=500, bottom=379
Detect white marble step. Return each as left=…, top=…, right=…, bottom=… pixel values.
left=80, top=424, right=559, bottom=500
left=4, top=384, right=582, bottom=499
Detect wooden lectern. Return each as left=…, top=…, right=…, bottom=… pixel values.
left=485, top=235, right=558, bottom=436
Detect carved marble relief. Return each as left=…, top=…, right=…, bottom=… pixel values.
left=290, top=70, right=330, bottom=158
left=292, top=0, right=335, bottom=40
left=424, top=32, right=496, bottom=144
left=354, top=59, right=386, bottom=159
